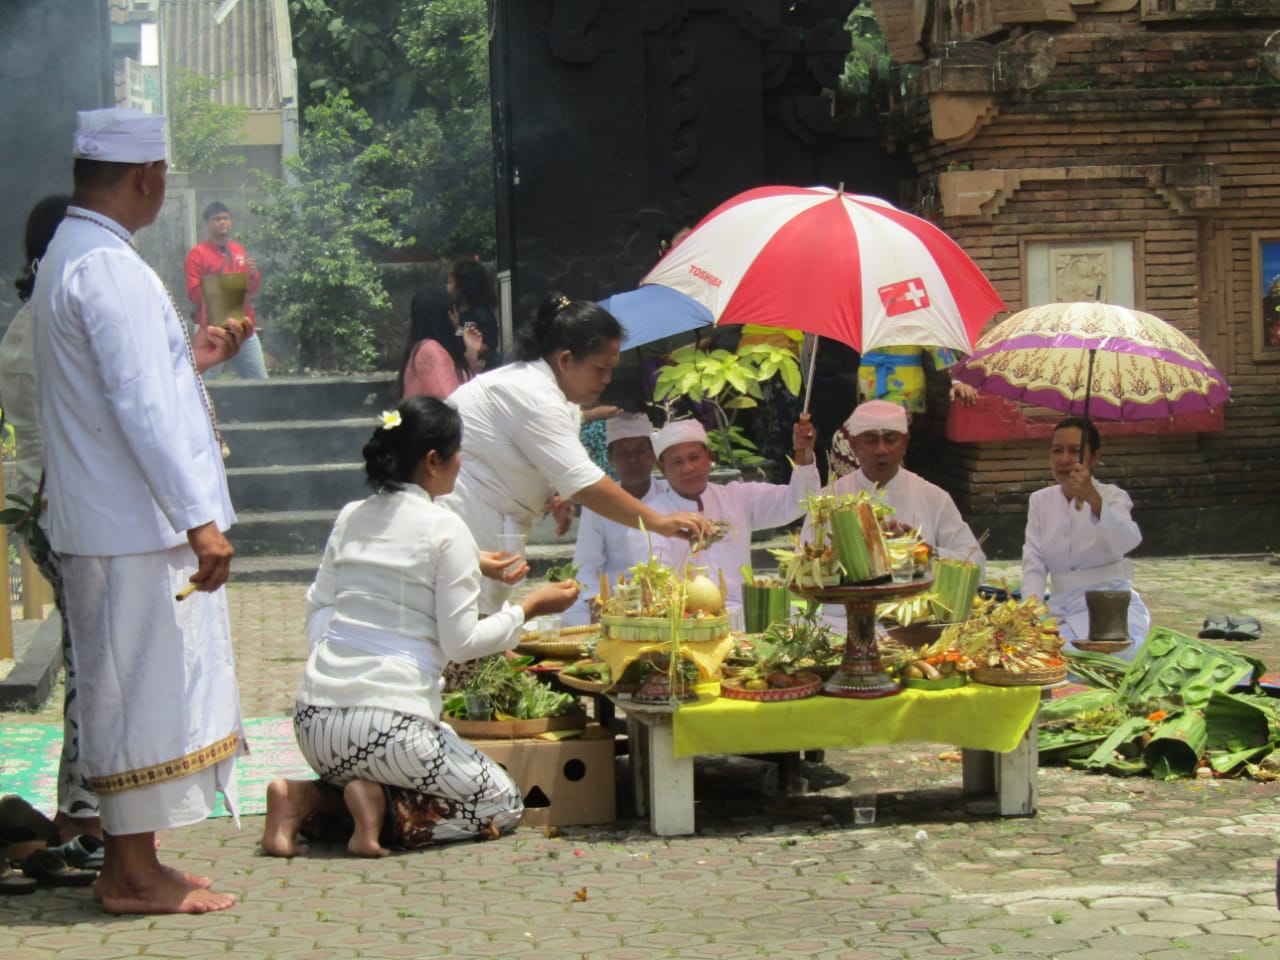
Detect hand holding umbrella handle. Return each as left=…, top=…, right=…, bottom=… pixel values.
left=793, top=414, right=817, bottom=466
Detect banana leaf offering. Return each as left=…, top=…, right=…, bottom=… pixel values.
left=740, top=566, right=791, bottom=633
left=1040, top=628, right=1278, bottom=780
left=930, top=559, right=981, bottom=623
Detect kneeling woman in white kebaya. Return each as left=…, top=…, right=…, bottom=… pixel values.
left=1021, top=416, right=1150, bottom=661
left=262, top=396, right=578, bottom=857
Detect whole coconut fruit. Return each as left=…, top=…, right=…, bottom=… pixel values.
left=684, top=574, right=725, bottom=615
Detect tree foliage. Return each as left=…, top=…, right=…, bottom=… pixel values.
left=167, top=69, right=249, bottom=174
left=840, top=1, right=894, bottom=115
left=288, top=0, right=495, bottom=256
left=248, top=90, right=413, bottom=371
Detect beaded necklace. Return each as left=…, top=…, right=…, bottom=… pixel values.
left=64, top=210, right=229, bottom=458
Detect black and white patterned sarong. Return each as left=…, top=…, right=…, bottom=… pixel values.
left=294, top=703, right=523, bottom=846
left=23, top=526, right=98, bottom=819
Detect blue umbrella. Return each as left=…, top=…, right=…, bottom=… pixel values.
left=598, top=284, right=714, bottom=351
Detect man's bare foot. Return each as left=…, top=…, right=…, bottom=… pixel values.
left=95, top=870, right=235, bottom=915
left=262, top=779, right=325, bottom=857
left=343, top=780, right=390, bottom=858
left=53, top=812, right=103, bottom=844
left=94, top=862, right=212, bottom=902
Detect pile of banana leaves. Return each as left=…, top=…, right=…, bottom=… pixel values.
left=1041, top=627, right=1280, bottom=780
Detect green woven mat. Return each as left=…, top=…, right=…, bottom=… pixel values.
left=0, top=717, right=310, bottom=818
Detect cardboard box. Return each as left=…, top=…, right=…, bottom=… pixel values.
left=469, top=724, right=617, bottom=827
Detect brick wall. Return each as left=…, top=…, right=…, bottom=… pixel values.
left=887, top=14, right=1280, bottom=553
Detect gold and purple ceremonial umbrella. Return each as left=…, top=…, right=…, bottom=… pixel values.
left=951, top=301, right=1230, bottom=422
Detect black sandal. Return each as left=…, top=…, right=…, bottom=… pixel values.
left=21, top=849, right=97, bottom=887
left=1198, top=615, right=1231, bottom=640
left=1225, top=617, right=1262, bottom=642
left=0, top=859, right=37, bottom=895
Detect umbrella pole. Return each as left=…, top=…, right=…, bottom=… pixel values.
left=1080, top=347, right=1097, bottom=464
left=801, top=334, right=819, bottom=415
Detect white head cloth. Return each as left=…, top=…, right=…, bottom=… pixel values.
left=73, top=108, right=167, bottom=163
left=605, top=412, right=653, bottom=446
left=652, top=418, right=708, bottom=460
left=845, top=399, right=908, bottom=437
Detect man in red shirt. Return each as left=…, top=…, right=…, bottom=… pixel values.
left=185, top=201, right=268, bottom=378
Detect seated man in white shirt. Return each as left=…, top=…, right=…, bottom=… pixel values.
left=563, top=413, right=668, bottom=625
left=812, top=399, right=984, bottom=628
left=646, top=418, right=820, bottom=616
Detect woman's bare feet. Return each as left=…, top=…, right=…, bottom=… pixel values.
left=343, top=780, right=390, bottom=858
left=94, top=833, right=234, bottom=915
left=261, top=779, right=332, bottom=857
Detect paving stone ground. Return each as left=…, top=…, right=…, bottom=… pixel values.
left=1, top=555, right=1279, bottom=960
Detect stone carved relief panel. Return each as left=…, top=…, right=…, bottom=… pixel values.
left=1051, top=247, right=1113, bottom=303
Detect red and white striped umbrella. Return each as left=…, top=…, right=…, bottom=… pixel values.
left=640, top=185, right=1005, bottom=355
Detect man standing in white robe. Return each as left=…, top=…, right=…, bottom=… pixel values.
left=564, top=413, right=668, bottom=625
left=810, top=400, right=985, bottom=629
left=33, top=108, right=250, bottom=915
left=645, top=418, right=820, bottom=615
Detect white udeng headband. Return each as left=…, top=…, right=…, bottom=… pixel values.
left=651, top=418, right=708, bottom=459
left=845, top=399, right=907, bottom=437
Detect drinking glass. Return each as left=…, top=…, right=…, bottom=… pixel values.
left=495, top=533, right=526, bottom=570
left=887, top=539, right=915, bottom=584
left=534, top=614, right=562, bottom=640
left=462, top=692, right=492, bottom=721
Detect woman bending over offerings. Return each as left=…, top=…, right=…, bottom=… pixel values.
left=262, top=396, right=578, bottom=856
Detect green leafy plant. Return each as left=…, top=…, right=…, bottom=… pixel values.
left=289, top=0, right=495, bottom=257
left=652, top=342, right=802, bottom=468
left=740, top=605, right=839, bottom=681
left=443, top=654, right=578, bottom=720
left=247, top=90, right=412, bottom=370
left=167, top=69, right=249, bottom=174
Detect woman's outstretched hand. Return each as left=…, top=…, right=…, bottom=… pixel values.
left=480, top=551, right=529, bottom=584
left=650, top=511, right=714, bottom=543
left=522, top=580, right=580, bottom=619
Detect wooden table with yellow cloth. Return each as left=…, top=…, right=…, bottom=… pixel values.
left=615, top=680, right=1043, bottom=836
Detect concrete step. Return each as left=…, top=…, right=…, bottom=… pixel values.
left=208, top=374, right=398, bottom=424
left=221, top=419, right=374, bottom=468
left=226, top=462, right=367, bottom=512
left=232, top=509, right=343, bottom=557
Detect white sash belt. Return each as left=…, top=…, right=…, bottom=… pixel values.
left=1051, top=561, right=1130, bottom=594
left=322, top=623, right=445, bottom=675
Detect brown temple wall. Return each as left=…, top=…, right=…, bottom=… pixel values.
left=898, top=23, right=1280, bottom=557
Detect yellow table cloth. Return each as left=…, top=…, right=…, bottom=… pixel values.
left=672, top=683, right=1040, bottom=758
left=595, top=636, right=736, bottom=684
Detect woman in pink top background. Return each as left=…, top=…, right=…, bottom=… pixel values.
left=400, top=287, right=478, bottom=399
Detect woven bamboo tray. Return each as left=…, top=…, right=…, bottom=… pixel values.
left=515, top=624, right=599, bottom=659
left=1069, top=638, right=1133, bottom=654
left=720, top=671, right=823, bottom=702
left=557, top=670, right=611, bottom=695
left=445, top=710, right=588, bottom=739
left=599, top=613, right=730, bottom=643
left=971, top=664, right=1067, bottom=687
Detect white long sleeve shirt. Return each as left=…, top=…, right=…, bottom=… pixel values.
left=439, top=358, right=607, bottom=613
left=1022, top=481, right=1149, bottom=656
left=563, top=477, right=669, bottom=626
left=645, top=463, right=821, bottom=612
left=32, top=208, right=233, bottom=555
left=299, top=486, right=526, bottom=722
